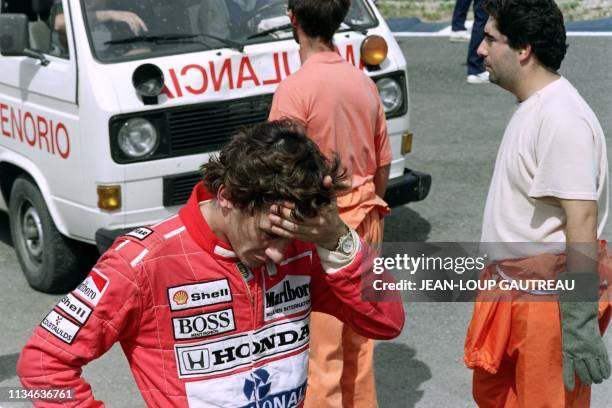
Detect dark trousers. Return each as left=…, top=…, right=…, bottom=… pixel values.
left=467, top=0, right=488, bottom=75
left=451, top=0, right=472, bottom=31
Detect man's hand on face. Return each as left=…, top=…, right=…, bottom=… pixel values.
left=267, top=177, right=349, bottom=251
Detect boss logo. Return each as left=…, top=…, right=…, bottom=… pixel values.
left=173, top=308, right=236, bottom=340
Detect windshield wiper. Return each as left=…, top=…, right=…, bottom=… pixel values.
left=106, top=34, right=198, bottom=45
left=246, top=23, right=293, bottom=40
left=197, top=33, right=245, bottom=52
left=340, top=21, right=369, bottom=35
left=106, top=34, right=245, bottom=52
left=246, top=20, right=367, bottom=41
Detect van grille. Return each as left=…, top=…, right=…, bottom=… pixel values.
left=163, top=172, right=201, bottom=207
left=167, top=94, right=273, bottom=155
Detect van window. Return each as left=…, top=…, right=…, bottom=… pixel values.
left=2, top=0, right=68, bottom=58
left=81, top=0, right=378, bottom=63
left=48, top=1, right=69, bottom=58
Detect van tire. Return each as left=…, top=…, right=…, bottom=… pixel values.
left=9, top=177, right=85, bottom=294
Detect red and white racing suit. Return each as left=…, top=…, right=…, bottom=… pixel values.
left=17, top=182, right=404, bottom=407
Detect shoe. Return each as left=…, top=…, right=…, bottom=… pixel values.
left=449, top=30, right=470, bottom=42
left=467, top=71, right=490, bottom=84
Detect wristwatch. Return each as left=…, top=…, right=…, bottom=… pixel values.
left=334, top=227, right=355, bottom=256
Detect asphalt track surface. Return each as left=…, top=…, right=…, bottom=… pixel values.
left=0, top=36, right=611, bottom=407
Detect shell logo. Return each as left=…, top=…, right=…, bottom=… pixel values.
left=173, top=290, right=189, bottom=305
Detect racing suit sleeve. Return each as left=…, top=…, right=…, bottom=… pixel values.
left=310, top=232, right=404, bottom=340
left=16, top=249, right=143, bottom=407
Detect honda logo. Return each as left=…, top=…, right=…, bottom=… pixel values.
left=183, top=350, right=210, bottom=371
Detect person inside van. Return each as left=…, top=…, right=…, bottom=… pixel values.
left=84, top=0, right=149, bottom=56
left=49, top=1, right=69, bottom=57
left=52, top=0, right=148, bottom=58
left=198, top=0, right=256, bottom=39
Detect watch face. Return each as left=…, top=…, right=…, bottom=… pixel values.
left=340, top=235, right=354, bottom=254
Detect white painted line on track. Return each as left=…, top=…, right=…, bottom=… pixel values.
left=393, top=31, right=612, bottom=38
left=393, top=32, right=450, bottom=38
left=565, top=31, right=612, bottom=36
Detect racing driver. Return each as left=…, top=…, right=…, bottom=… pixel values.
left=16, top=120, right=405, bottom=407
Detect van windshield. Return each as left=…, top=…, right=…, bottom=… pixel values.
left=81, top=0, right=378, bottom=62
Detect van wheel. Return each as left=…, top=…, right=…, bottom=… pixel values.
left=9, top=177, right=85, bottom=294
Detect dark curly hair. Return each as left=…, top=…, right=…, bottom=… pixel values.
left=201, top=120, right=348, bottom=219
left=484, top=0, right=568, bottom=71
left=288, top=0, right=350, bottom=43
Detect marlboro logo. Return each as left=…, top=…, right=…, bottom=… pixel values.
left=263, top=275, right=311, bottom=322
left=74, top=269, right=110, bottom=307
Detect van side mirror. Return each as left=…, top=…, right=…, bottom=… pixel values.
left=0, top=14, right=49, bottom=66
left=0, top=14, right=29, bottom=55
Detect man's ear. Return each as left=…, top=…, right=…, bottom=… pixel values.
left=217, top=185, right=233, bottom=210
left=517, top=44, right=532, bottom=63
left=288, top=10, right=297, bottom=27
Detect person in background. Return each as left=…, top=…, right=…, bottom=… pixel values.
left=464, top=0, right=611, bottom=406
left=466, top=0, right=489, bottom=83
left=268, top=0, right=393, bottom=407
left=449, top=0, right=472, bottom=42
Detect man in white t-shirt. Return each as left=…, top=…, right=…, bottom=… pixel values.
left=464, top=0, right=611, bottom=406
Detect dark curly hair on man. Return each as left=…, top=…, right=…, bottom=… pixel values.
left=288, top=0, right=351, bottom=43
left=201, top=120, right=348, bottom=219
left=484, top=0, right=568, bottom=71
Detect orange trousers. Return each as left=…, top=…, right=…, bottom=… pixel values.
left=465, top=251, right=612, bottom=408
left=304, top=181, right=388, bottom=408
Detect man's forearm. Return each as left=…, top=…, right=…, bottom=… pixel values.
left=561, top=199, right=598, bottom=273
left=557, top=198, right=609, bottom=391
left=374, top=164, right=390, bottom=198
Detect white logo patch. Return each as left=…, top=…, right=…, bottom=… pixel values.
left=175, top=315, right=310, bottom=378
left=172, top=308, right=236, bottom=340
left=168, top=279, right=232, bottom=311
left=185, top=353, right=309, bottom=408
left=41, top=310, right=81, bottom=344
left=74, top=269, right=110, bottom=307
left=264, top=275, right=311, bottom=322
left=57, top=293, right=92, bottom=325
left=126, top=227, right=153, bottom=240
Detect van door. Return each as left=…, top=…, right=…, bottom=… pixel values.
left=0, top=0, right=80, bottom=198
left=0, top=0, right=87, bottom=293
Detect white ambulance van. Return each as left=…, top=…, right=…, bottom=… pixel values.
left=0, top=0, right=431, bottom=293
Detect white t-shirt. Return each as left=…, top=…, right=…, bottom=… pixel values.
left=481, top=77, right=608, bottom=257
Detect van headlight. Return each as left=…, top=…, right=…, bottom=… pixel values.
left=117, top=118, right=159, bottom=158
left=376, top=77, right=403, bottom=115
